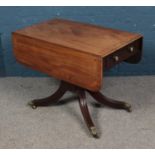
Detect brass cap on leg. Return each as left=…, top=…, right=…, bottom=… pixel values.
left=124, top=102, right=132, bottom=112
left=90, top=126, right=99, bottom=138
left=28, top=101, right=37, bottom=109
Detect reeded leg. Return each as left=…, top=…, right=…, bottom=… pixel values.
left=78, top=90, right=99, bottom=138
left=88, top=91, right=132, bottom=112
left=28, top=81, right=67, bottom=109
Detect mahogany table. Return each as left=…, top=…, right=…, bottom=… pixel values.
left=12, top=19, right=143, bottom=138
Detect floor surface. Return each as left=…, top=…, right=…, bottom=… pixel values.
left=0, top=76, right=155, bottom=148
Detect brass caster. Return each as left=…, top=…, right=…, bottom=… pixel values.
left=28, top=101, right=37, bottom=109
left=124, top=102, right=132, bottom=112
left=90, top=126, right=99, bottom=138
left=32, top=105, right=37, bottom=109
left=127, top=106, right=132, bottom=112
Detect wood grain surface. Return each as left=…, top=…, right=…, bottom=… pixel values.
left=12, top=18, right=143, bottom=91
left=12, top=33, right=102, bottom=91
left=14, top=19, right=142, bottom=57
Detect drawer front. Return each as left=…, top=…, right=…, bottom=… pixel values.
left=104, top=38, right=142, bottom=69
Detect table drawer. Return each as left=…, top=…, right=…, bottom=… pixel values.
left=104, top=38, right=142, bottom=69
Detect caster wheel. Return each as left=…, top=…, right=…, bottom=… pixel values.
left=127, top=106, right=132, bottom=112
left=28, top=101, right=37, bottom=109
left=124, top=102, right=132, bottom=112
left=31, top=105, right=37, bottom=109
left=90, top=126, right=99, bottom=139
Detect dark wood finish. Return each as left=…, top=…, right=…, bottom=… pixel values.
left=28, top=81, right=132, bottom=138
left=12, top=18, right=143, bottom=91
left=78, top=90, right=98, bottom=138
left=104, top=38, right=143, bottom=69
left=12, top=18, right=143, bottom=138
left=125, top=37, right=143, bottom=64
left=88, top=91, right=131, bottom=112
left=28, top=81, right=67, bottom=108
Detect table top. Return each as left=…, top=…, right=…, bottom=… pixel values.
left=13, top=18, right=143, bottom=91
left=14, top=18, right=142, bottom=57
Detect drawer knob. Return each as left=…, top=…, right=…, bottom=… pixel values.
left=113, top=56, right=119, bottom=62
left=130, top=46, right=134, bottom=53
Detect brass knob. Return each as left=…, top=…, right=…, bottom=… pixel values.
left=113, top=56, right=119, bottom=62
left=130, top=46, right=134, bottom=53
